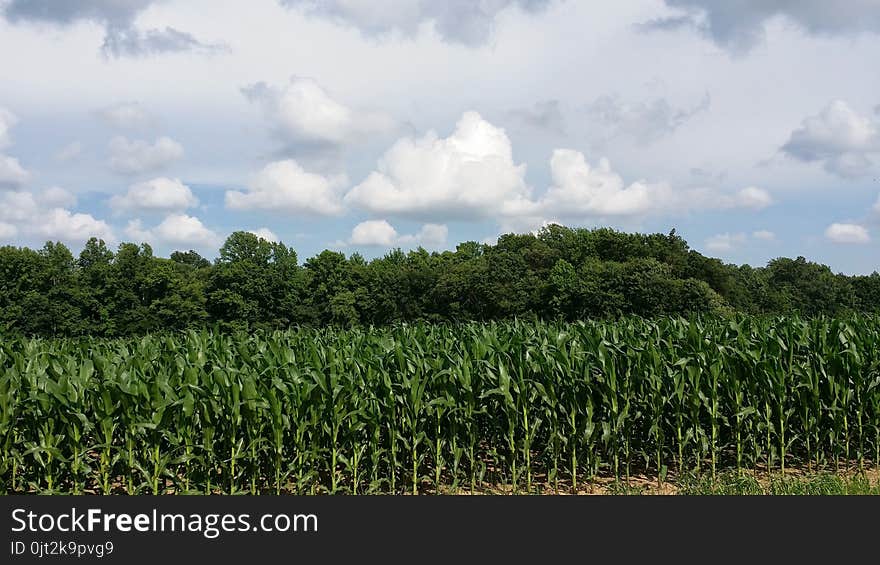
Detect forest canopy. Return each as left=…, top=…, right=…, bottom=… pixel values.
left=1, top=224, right=877, bottom=336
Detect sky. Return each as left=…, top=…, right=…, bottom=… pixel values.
left=1, top=0, right=879, bottom=274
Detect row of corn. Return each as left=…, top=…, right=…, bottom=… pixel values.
left=1, top=316, right=879, bottom=494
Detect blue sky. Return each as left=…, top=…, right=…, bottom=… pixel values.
left=1, top=0, right=879, bottom=274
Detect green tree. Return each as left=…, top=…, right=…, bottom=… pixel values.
left=207, top=232, right=302, bottom=329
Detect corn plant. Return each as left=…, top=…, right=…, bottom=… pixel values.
left=1, top=316, right=879, bottom=494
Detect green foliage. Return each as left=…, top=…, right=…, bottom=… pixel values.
left=677, top=471, right=880, bottom=495
left=0, top=225, right=877, bottom=337
left=2, top=316, right=880, bottom=494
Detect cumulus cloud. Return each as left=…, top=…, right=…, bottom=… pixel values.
left=279, top=0, right=554, bottom=46
left=0, top=191, right=39, bottom=223
left=641, top=1, right=880, bottom=53
left=705, top=232, right=747, bottom=252
left=0, top=107, right=29, bottom=189
left=347, top=112, right=773, bottom=226
left=825, top=222, right=870, bottom=244
left=0, top=155, right=29, bottom=189
left=109, top=177, right=198, bottom=215
left=0, top=107, right=16, bottom=149
left=2, top=0, right=224, bottom=58
left=402, top=223, right=448, bottom=246
left=822, top=194, right=880, bottom=244
left=349, top=220, right=398, bottom=246
left=33, top=208, right=116, bottom=242
left=538, top=149, right=668, bottom=217
left=108, top=136, right=184, bottom=175
left=496, top=216, right=564, bottom=236
left=126, top=214, right=220, bottom=248
left=781, top=100, right=879, bottom=178
left=533, top=151, right=772, bottom=220
left=348, top=219, right=448, bottom=247
left=39, top=186, right=77, bottom=208
left=721, top=186, right=773, bottom=210
left=225, top=159, right=346, bottom=216
left=345, top=111, right=532, bottom=220
left=0, top=189, right=114, bottom=243
left=249, top=228, right=280, bottom=243
left=583, top=92, right=710, bottom=145
left=705, top=230, right=776, bottom=253
left=242, top=77, right=397, bottom=152
left=97, top=102, right=152, bottom=130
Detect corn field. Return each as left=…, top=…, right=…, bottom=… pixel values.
left=1, top=316, right=880, bottom=494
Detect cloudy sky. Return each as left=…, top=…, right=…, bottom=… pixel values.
left=1, top=0, right=879, bottom=273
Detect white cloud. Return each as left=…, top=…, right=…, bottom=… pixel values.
left=279, top=0, right=554, bottom=46
left=0, top=193, right=101, bottom=245
left=0, top=191, right=39, bottom=223
left=39, top=186, right=77, bottom=208
left=533, top=151, right=772, bottom=220
left=539, top=149, right=669, bottom=217
left=225, top=159, right=346, bottom=216
left=497, top=216, right=564, bottom=235
left=345, top=111, right=531, bottom=220
left=347, top=113, right=773, bottom=226
left=109, top=177, right=198, bottom=214
left=348, top=219, right=448, bottom=248
left=33, top=208, right=116, bottom=243
left=0, top=222, right=17, bottom=239
left=825, top=222, right=870, bottom=244
left=723, top=186, right=773, bottom=210
left=108, top=136, right=184, bottom=175
left=401, top=223, right=448, bottom=246
left=0, top=107, right=16, bottom=149
left=0, top=107, right=29, bottom=189
left=98, top=102, right=151, bottom=130
left=781, top=100, right=879, bottom=178
left=242, top=77, right=396, bottom=149
left=126, top=214, right=220, bottom=248
left=0, top=190, right=97, bottom=243
left=632, top=184, right=772, bottom=213
left=350, top=220, right=398, bottom=246
left=0, top=154, right=29, bottom=189
left=123, top=219, right=151, bottom=242
left=56, top=141, right=83, bottom=162
left=704, top=229, right=777, bottom=254
left=249, top=228, right=279, bottom=243
left=705, top=232, right=747, bottom=252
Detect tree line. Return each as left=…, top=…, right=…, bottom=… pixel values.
left=1, top=224, right=877, bottom=336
